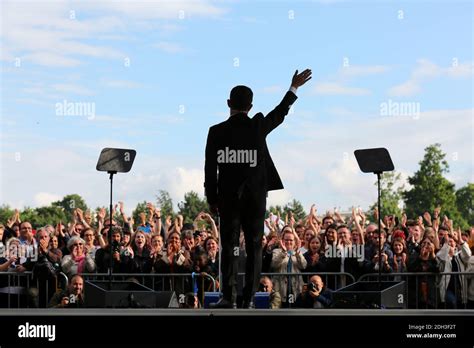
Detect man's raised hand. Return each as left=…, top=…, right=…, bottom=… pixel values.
left=291, top=69, right=312, bottom=88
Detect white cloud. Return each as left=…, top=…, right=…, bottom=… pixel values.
left=269, top=107, right=473, bottom=212
left=312, top=82, right=371, bottom=96
left=388, top=80, right=421, bottom=97
left=100, top=79, right=143, bottom=89
left=52, top=83, right=94, bottom=96
left=388, top=59, right=473, bottom=97
left=411, top=59, right=442, bottom=79
left=86, top=1, right=227, bottom=20
left=267, top=190, right=292, bottom=207
left=152, top=41, right=185, bottom=53
left=22, top=52, right=82, bottom=68
left=1, top=0, right=227, bottom=67
left=339, top=65, right=390, bottom=77
left=446, top=62, right=474, bottom=78
left=34, top=192, right=62, bottom=206
left=261, top=85, right=285, bottom=94
left=1, top=1, right=126, bottom=67
left=1, top=105, right=471, bottom=216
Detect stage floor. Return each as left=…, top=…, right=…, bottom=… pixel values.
left=1, top=308, right=473, bottom=316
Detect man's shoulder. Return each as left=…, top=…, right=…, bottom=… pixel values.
left=208, top=120, right=227, bottom=133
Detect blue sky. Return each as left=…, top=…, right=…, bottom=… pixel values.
left=0, top=0, right=472, bottom=216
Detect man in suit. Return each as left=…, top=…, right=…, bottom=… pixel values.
left=204, top=69, right=312, bottom=308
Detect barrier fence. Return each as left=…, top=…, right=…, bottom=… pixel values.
left=0, top=271, right=473, bottom=309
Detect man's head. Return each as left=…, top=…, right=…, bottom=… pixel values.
left=438, top=225, right=449, bottom=243
left=372, top=229, right=387, bottom=247
left=111, top=227, right=122, bottom=244
left=322, top=216, right=334, bottom=230
left=69, top=275, right=84, bottom=295
left=365, top=224, right=378, bottom=244
left=309, top=275, right=324, bottom=291
left=259, top=276, right=273, bottom=293
left=44, top=225, right=55, bottom=236
left=282, top=230, right=296, bottom=251
left=73, top=223, right=84, bottom=237
left=295, top=224, right=305, bottom=239
left=407, top=220, right=422, bottom=242
left=181, top=230, right=195, bottom=250
left=19, top=222, right=33, bottom=241
left=36, top=228, right=50, bottom=244
left=228, top=85, right=253, bottom=112
left=336, top=224, right=351, bottom=245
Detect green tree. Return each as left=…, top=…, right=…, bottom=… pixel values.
left=456, top=183, right=474, bottom=226
left=52, top=194, right=88, bottom=220
left=178, top=191, right=209, bottom=224
left=267, top=205, right=285, bottom=218
left=268, top=199, right=306, bottom=222
left=285, top=199, right=306, bottom=222
left=0, top=205, right=68, bottom=228
left=156, top=190, right=174, bottom=219
left=132, top=201, right=149, bottom=225
left=403, top=143, right=466, bottom=227
left=369, top=171, right=404, bottom=218
left=0, top=205, right=15, bottom=225
left=31, top=206, right=68, bottom=227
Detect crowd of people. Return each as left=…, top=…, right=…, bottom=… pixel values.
left=0, top=202, right=473, bottom=309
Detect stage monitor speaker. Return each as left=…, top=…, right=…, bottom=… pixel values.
left=156, top=291, right=179, bottom=308
left=85, top=281, right=178, bottom=308
left=332, top=281, right=406, bottom=309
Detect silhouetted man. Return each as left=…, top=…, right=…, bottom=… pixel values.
left=204, top=69, right=312, bottom=308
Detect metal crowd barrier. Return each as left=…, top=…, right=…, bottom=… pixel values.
left=1, top=271, right=473, bottom=309
left=0, top=271, right=217, bottom=308
left=0, top=271, right=68, bottom=308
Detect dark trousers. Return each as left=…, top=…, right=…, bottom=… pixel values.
left=218, top=189, right=266, bottom=303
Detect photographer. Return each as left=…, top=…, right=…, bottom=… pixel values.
left=49, top=275, right=84, bottom=308
left=95, top=226, right=123, bottom=273
left=258, top=276, right=281, bottom=309
left=295, top=275, right=332, bottom=309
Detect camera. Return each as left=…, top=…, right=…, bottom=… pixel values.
left=307, top=282, right=320, bottom=292
left=111, top=240, right=121, bottom=254
left=258, top=283, right=267, bottom=292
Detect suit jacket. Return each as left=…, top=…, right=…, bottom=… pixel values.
left=204, top=91, right=297, bottom=205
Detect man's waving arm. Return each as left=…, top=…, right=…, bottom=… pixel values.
left=263, top=69, right=312, bottom=135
